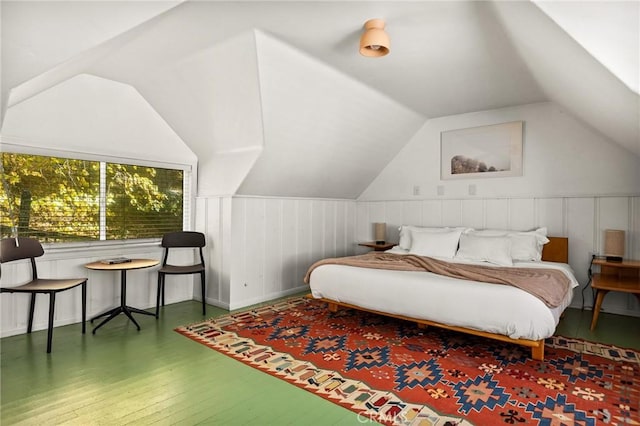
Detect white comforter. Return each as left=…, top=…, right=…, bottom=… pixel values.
left=309, top=251, right=578, bottom=341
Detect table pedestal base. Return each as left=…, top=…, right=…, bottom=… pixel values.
left=91, top=305, right=155, bottom=334
left=91, top=268, right=155, bottom=334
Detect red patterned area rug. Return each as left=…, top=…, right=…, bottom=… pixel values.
left=176, top=297, right=640, bottom=425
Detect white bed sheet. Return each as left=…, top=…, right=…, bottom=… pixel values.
left=309, top=255, right=578, bottom=341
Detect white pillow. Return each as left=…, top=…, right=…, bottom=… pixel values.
left=509, top=228, right=549, bottom=261
left=398, top=226, right=450, bottom=250
left=464, top=227, right=549, bottom=262
left=455, top=234, right=513, bottom=266
left=408, top=228, right=463, bottom=259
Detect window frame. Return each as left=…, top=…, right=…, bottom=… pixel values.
left=1, top=141, right=195, bottom=253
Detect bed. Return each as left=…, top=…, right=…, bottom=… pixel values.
left=305, top=228, right=576, bottom=361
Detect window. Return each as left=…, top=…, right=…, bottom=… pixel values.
left=1, top=153, right=186, bottom=242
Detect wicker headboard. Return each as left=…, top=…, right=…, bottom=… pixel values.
left=541, top=237, right=568, bottom=263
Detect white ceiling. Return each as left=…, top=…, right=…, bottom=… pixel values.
left=2, top=1, right=550, bottom=118
left=533, top=0, right=639, bottom=94
left=1, top=0, right=638, bottom=196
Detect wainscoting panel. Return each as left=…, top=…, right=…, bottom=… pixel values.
left=384, top=202, right=404, bottom=245
left=461, top=199, right=484, bottom=229
left=599, top=197, right=630, bottom=234
left=356, top=202, right=369, bottom=249
left=421, top=200, right=442, bottom=227
left=485, top=199, right=509, bottom=230
left=281, top=198, right=298, bottom=291
left=265, top=198, right=284, bottom=296
left=442, top=200, right=462, bottom=226
left=404, top=200, right=424, bottom=227
left=510, top=199, right=536, bottom=231
left=197, top=196, right=218, bottom=304
left=357, top=196, right=639, bottom=317
left=633, top=197, right=640, bottom=260
left=566, top=198, right=596, bottom=309
left=536, top=198, right=564, bottom=237
left=297, top=199, right=314, bottom=278
left=228, top=196, right=357, bottom=310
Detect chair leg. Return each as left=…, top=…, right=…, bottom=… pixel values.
left=82, top=282, right=87, bottom=334
left=47, top=292, right=55, bottom=353
left=155, top=273, right=163, bottom=318
left=27, top=293, right=36, bottom=333
left=200, top=272, right=206, bottom=316
left=161, top=275, right=166, bottom=307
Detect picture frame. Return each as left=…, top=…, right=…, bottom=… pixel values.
left=440, top=121, right=523, bottom=180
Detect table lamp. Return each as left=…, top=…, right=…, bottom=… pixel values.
left=374, top=223, right=386, bottom=244
left=603, top=229, right=625, bottom=262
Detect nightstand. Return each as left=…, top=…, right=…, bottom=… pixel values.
left=589, top=257, right=640, bottom=330
left=358, top=242, right=396, bottom=252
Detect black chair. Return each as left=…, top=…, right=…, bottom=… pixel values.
left=156, top=231, right=206, bottom=317
left=0, top=237, right=87, bottom=353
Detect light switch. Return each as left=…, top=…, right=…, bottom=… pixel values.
left=468, top=184, right=476, bottom=195
left=437, top=185, right=444, bottom=196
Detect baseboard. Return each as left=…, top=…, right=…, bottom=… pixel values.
left=228, top=285, right=310, bottom=311
left=568, top=301, right=640, bottom=318
left=203, top=298, right=230, bottom=311
left=0, top=316, right=83, bottom=338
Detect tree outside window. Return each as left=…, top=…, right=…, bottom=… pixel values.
left=0, top=153, right=184, bottom=242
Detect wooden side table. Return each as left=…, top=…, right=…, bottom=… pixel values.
left=358, top=242, right=396, bottom=252
left=589, top=258, right=640, bottom=330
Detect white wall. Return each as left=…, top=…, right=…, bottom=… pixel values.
left=193, top=196, right=232, bottom=308
left=236, top=31, right=425, bottom=199
left=1, top=74, right=196, bottom=167
left=358, top=102, right=640, bottom=317
left=360, top=102, right=640, bottom=200
left=490, top=2, right=640, bottom=157
left=133, top=31, right=265, bottom=197
left=195, top=195, right=356, bottom=310
left=532, top=1, right=639, bottom=95
left=0, top=0, right=182, bottom=120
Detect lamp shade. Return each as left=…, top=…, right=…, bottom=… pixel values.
left=374, top=223, right=386, bottom=244
left=603, top=229, right=625, bottom=261
left=360, top=19, right=390, bottom=57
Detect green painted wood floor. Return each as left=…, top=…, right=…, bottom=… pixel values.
left=2, top=299, right=639, bottom=425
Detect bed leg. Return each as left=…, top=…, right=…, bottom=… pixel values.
left=531, top=342, right=544, bottom=361
left=328, top=303, right=338, bottom=313
left=416, top=322, right=427, bottom=329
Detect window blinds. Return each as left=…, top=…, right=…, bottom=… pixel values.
left=1, top=153, right=187, bottom=242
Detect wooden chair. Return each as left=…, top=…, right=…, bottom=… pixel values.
left=156, top=231, right=206, bottom=317
left=0, top=237, right=87, bottom=353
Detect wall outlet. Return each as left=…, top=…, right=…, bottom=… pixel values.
left=468, top=184, right=476, bottom=195
left=437, top=185, right=444, bottom=196
left=413, top=185, right=420, bottom=196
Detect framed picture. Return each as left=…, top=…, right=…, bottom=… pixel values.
left=440, top=121, right=523, bottom=180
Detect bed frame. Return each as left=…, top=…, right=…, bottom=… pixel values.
left=311, top=236, right=569, bottom=361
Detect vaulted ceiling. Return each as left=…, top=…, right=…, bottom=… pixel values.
left=1, top=1, right=638, bottom=198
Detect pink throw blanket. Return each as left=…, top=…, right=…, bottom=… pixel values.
left=304, top=253, right=572, bottom=308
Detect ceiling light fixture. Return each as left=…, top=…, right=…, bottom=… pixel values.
left=359, top=19, right=390, bottom=57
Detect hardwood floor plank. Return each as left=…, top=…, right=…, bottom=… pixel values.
left=2, top=299, right=639, bottom=426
